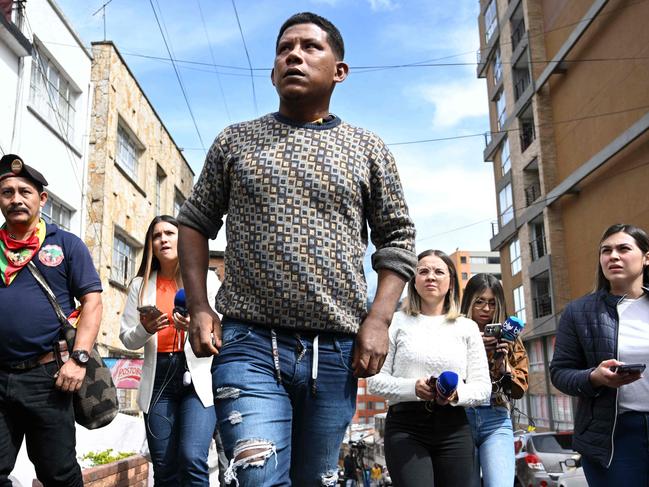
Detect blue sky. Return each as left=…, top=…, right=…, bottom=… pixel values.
left=55, top=0, right=496, bottom=292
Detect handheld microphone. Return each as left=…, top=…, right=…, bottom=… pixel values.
left=435, top=371, right=459, bottom=403
left=173, top=288, right=188, bottom=317
left=494, top=316, right=525, bottom=358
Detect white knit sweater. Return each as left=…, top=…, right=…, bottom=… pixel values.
left=367, top=311, right=491, bottom=407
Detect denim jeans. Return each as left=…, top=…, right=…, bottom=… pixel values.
left=144, top=352, right=216, bottom=487
left=581, top=411, right=649, bottom=487
left=213, top=320, right=357, bottom=486
left=0, top=362, right=82, bottom=487
left=465, top=405, right=514, bottom=487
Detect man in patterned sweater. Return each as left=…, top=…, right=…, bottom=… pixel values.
left=177, top=12, right=416, bottom=486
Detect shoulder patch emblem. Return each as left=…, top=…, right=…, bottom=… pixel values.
left=39, top=244, right=65, bottom=267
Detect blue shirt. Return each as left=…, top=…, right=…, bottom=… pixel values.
left=0, top=223, right=102, bottom=364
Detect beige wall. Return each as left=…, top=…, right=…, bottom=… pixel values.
left=86, top=42, right=194, bottom=355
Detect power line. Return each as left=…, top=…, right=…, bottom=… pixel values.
left=230, top=0, right=258, bottom=115
left=196, top=0, right=232, bottom=123
left=148, top=0, right=206, bottom=152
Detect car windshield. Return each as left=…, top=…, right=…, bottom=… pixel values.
left=532, top=434, right=573, bottom=453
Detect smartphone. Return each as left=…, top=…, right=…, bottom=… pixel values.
left=610, top=363, right=646, bottom=374
left=137, top=305, right=163, bottom=319
left=484, top=324, right=502, bottom=338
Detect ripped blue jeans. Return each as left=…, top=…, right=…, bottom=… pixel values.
left=212, top=319, right=357, bottom=486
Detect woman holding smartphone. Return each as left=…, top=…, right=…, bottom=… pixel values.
left=459, top=273, right=528, bottom=487
left=368, top=250, right=490, bottom=486
left=550, top=223, right=649, bottom=486
left=120, top=215, right=219, bottom=486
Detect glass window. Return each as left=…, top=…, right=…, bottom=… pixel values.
left=357, top=386, right=365, bottom=395
left=529, top=394, right=550, bottom=428
left=528, top=339, right=544, bottom=373
left=111, top=232, right=137, bottom=287
left=174, top=188, right=185, bottom=217
left=375, top=402, right=385, bottom=410
left=461, top=272, right=469, bottom=280
left=117, top=125, right=140, bottom=181
left=484, top=0, right=498, bottom=42
left=357, top=402, right=366, bottom=410
left=496, top=91, right=507, bottom=131
left=460, top=256, right=467, bottom=264
left=155, top=166, right=165, bottom=215
left=501, top=138, right=511, bottom=176
left=514, top=285, right=526, bottom=323
left=471, top=256, right=488, bottom=264
left=493, top=48, right=502, bottom=85
left=499, top=184, right=513, bottom=226
left=510, top=239, right=521, bottom=275
left=41, top=194, right=73, bottom=231
left=30, top=48, right=78, bottom=142
left=551, top=395, right=574, bottom=430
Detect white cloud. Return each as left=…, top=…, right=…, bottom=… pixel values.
left=368, top=0, right=399, bottom=11
left=416, top=78, right=489, bottom=129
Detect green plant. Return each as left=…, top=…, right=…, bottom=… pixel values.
left=82, top=449, right=135, bottom=466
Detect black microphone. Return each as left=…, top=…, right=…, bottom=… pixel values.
left=173, top=288, right=188, bottom=317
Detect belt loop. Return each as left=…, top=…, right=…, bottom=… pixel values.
left=270, top=329, right=282, bottom=385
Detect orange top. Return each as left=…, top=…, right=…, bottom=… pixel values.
left=155, top=275, right=184, bottom=353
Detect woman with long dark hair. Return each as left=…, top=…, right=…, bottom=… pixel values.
left=368, top=250, right=490, bottom=486
left=120, top=215, right=219, bottom=486
left=550, top=223, right=649, bottom=486
left=460, top=273, right=528, bottom=487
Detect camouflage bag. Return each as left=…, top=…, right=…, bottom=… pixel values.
left=28, top=262, right=119, bottom=429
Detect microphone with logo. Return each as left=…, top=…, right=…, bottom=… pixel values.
left=173, top=288, right=192, bottom=386
left=494, top=316, right=525, bottom=359
left=427, top=371, right=459, bottom=405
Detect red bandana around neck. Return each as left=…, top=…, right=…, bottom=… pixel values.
left=0, top=219, right=47, bottom=286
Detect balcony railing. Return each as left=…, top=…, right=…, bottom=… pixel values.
left=520, top=121, right=535, bottom=152
left=511, top=19, right=526, bottom=51
left=533, top=293, right=552, bottom=318
left=525, top=182, right=541, bottom=206
left=529, top=234, right=547, bottom=261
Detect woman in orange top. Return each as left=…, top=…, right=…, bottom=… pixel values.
left=120, top=215, right=219, bottom=486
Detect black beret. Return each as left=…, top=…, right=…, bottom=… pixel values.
left=0, top=154, right=48, bottom=187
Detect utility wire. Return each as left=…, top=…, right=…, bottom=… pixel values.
left=148, top=0, right=206, bottom=152
left=196, top=0, right=232, bottom=122
left=230, top=0, right=258, bottom=115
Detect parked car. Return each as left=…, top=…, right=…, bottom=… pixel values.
left=514, top=431, right=577, bottom=487
left=557, top=458, right=587, bottom=487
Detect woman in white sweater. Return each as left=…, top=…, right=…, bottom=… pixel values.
left=368, top=249, right=490, bottom=487
left=120, top=215, right=219, bottom=486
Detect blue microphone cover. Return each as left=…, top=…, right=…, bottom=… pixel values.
left=174, top=288, right=186, bottom=308
left=436, top=371, right=459, bottom=399
left=501, top=316, right=525, bottom=341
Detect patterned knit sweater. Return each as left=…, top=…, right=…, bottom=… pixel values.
left=178, top=113, right=416, bottom=334
left=367, top=312, right=491, bottom=407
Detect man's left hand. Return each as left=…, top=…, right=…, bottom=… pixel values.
left=352, top=315, right=389, bottom=378
left=55, top=360, right=87, bottom=392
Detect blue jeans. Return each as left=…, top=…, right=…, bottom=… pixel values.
left=465, top=406, right=514, bottom=487
left=0, top=362, right=82, bottom=487
left=144, top=352, right=216, bottom=487
left=213, top=320, right=357, bottom=486
left=581, top=411, right=649, bottom=487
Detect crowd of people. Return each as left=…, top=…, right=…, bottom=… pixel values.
left=0, top=9, right=647, bottom=487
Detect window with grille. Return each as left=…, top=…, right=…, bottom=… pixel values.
left=42, top=194, right=73, bottom=231
left=111, top=232, right=137, bottom=287
left=116, top=125, right=140, bottom=181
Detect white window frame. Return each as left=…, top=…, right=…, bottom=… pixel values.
left=510, top=239, right=521, bottom=275
left=41, top=193, right=73, bottom=231
left=493, top=48, right=502, bottom=85
left=528, top=339, right=544, bottom=373
left=529, top=394, right=550, bottom=428
left=116, top=124, right=142, bottom=182
left=499, top=183, right=514, bottom=226
left=111, top=231, right=137, bottom=287
left=174, top=188, right=185, bottom=216
left=514, top=285, right=526, bottom=323
left=496, top=90, right=507, bottom=131
left=484, top=0, right=498, bottom=43
left=30, top=46, right=78, bottom=142
left=501, top=138, right=511, bottom=176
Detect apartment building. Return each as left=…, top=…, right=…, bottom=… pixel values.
left=85, top=41, right=194, bottom=362
left=0, top=0, right=92, bottom=235
left=449, top=249, right=501, bottom=293
left=353, top=378, right=388, bottom=425
left=477, top=0, right=649, bottom=430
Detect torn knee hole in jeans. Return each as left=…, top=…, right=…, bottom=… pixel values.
left=320, top=470, right=339, bottom=486
left=223, top=439, right=277, bottom=486
left=215, top=386, right=240, bottom=400
left=228, top=410, right=243, bottom=424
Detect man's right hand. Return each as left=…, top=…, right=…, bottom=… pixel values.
left=189, top=306, right=221, bottom=357
left=590, top=359, right=643, bottom=388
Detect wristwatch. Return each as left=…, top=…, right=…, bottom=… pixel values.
left=71, top=350, right=90, bottom=366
